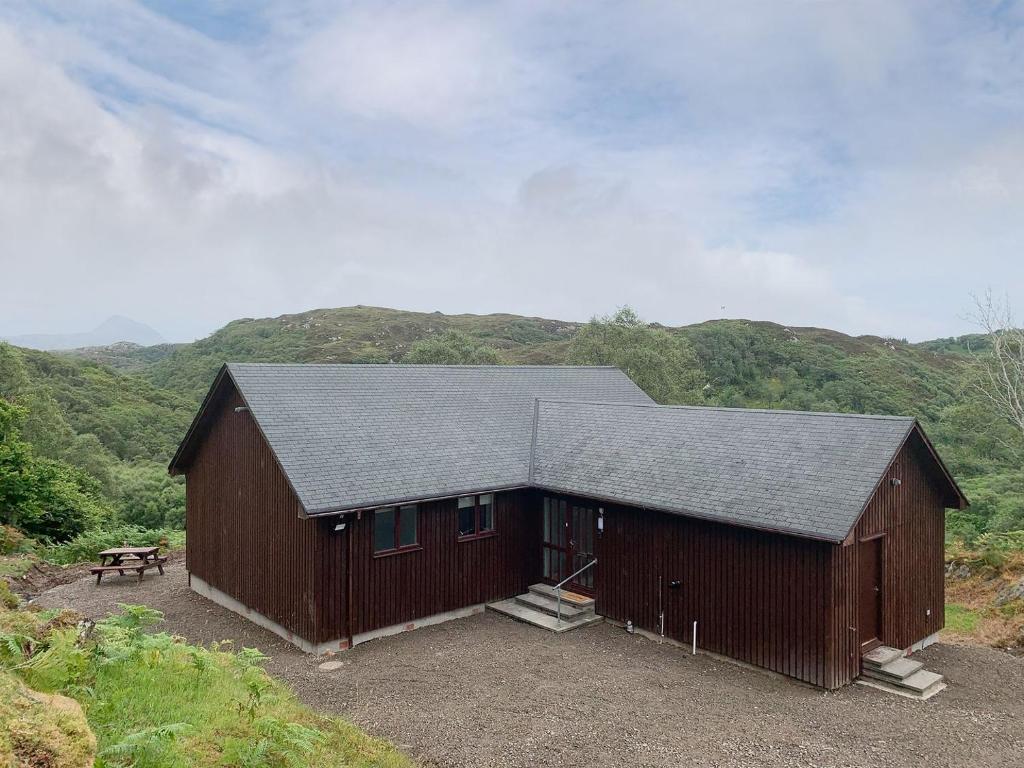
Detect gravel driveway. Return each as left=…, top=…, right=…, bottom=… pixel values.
left=37, top=562, right=1024, bottom=768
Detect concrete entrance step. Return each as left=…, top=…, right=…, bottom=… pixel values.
left=862, top=656, right=924, bottom=683
left=488, top=598, right=603, bottom=633
left=897, top=669, right=945, bottom=693
left=527, top=583, right=595, bottom=609
left=860, top=645, right=945, bottom=700
left=514, top=590, right=592, bottom=621
left=858, top=673, right=946, bottom=701
left=862, top=645, right=904, bottom=668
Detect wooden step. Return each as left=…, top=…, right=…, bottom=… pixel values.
left=514, top=591, right=593, bottom=621
left=487, top=598, right=603, bottom=633
left=527, top=583, right=595, bottom=609
left=862, top=645, right=904, bottom=668
left=862, top=657, right=924, bottom=683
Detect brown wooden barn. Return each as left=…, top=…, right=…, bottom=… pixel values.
left=169, top=364, right=967, bottom=690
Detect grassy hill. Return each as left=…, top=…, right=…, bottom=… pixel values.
left=140, top=306, right=581, bottom=399
left=3, top=304, right=1021, bottom=544
left=1, top=306, right=984, bottom=465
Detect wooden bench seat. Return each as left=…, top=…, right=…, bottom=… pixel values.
left=90, top=557, right=167, bottom=583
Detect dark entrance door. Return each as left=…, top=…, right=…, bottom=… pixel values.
left=859, top=536, right=884, bottom=652
left=542, top=496, right=596, bottom=594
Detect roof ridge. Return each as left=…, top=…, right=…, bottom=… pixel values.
left=534, top=398, right=916, bottom=421
left=226, top=363, right=623, bottom=370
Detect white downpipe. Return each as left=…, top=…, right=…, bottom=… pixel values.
left=692, top=621, right=697, bottom=655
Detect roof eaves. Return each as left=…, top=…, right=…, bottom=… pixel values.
left=169, top=364, right=315, bottom=519
left=912, top=420, right=970, bottom=509
left=529, top=482, right=844, bottom=543
left=838, top=419, right=966, bottom=544
left=306, top=484, right=532, bottom=517
left=167, top=363, right=229, bottom=476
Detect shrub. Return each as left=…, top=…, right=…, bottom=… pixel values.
left=0, top=524, right=25, bottom=555
left=42, top=525, right=185, bottom=566
left=0, top=579, right=18, bottom=609
left=976, top=531, right=1024, bottom=569
left=404, top=330, right=503, bottom=365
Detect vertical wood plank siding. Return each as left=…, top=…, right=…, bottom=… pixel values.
left=185, top=388, right=319, bottom=642
left=826, top=432, right=947, bottom=687
left=185, top=385, right=948, bottom=688
left=185, top=384, right=540, bottom=645
left=588, top=432, right=947, bottom=689
left=595, top=504, right=831, bottom=687
left=316, top=490, right=540, bottom=639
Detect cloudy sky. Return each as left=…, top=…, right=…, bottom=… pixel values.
left=1, top=1, right=1021, bottom=342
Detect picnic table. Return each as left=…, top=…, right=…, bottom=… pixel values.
left=91, top=546, right=167, bottom=583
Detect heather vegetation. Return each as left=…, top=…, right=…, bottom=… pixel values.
left=1, top=304, right=1022, bottom=571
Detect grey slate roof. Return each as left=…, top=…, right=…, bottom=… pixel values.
left=173, top=363, right=961, bottom=542
left=530, top=400, right=917, bottom=541
left=224, top=364, right=654, bottom=515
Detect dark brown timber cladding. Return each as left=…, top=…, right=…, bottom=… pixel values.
left=827, top=431, right=947, bottom=687
left=314, top=490, right=541, bottom=640
left=186, top=383, right=540, bottom=647
left=595, top=502, right=832, bottom=688
left=185, top=386, right=319, bottom=643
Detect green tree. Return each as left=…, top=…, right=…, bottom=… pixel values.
left=568, top=307, right=706, bottom=403
left=0, top=398, right=108, bottom=541
left=0, top=400, right=36, bottom=529
left=404, top=330, right=503, bottom=365
left=20, top=458, right=106, bottom=541
left=113, top=461, right=186, bottom=529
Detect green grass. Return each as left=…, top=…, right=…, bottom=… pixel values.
left=85, top=641, right=409, bottom=767
left=945, top=603, right=980, bottom=633
left=1, top=603, right=411, bottom=768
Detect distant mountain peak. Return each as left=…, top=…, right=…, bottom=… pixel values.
left=2, top=316, right=166, bottom=351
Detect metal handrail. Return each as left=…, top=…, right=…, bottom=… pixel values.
left=554, top=558, right=597, bottom=626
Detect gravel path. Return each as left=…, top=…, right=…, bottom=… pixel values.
left=37, top=562, right=1024, bottom=768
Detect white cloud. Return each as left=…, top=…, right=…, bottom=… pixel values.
left=0, top=2, right=1021, bottom=343
left=292, top=3, right=541, bottom=131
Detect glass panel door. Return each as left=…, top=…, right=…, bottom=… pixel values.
left=569, top=504, right=595, bottom=592
left=541, top=496, right=596, bottom=595
left=542, top=496, right=570, bottom=583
